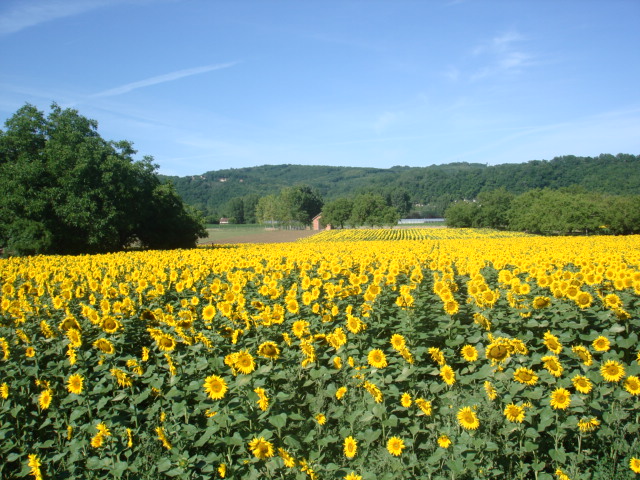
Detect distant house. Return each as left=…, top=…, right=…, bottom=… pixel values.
left=312, top=214, right=331, bottom=231
left=219, top=217, right=229, bottom=224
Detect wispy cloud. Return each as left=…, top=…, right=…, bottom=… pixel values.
left=92, top=62, right=240, bottom=97
left=0, top=0, right=115, bottom=36
left=470, top=30, right=536, bottom=81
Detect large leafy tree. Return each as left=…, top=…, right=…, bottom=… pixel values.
left=321, top=197, right=353, bottom=228
left=350, top=193, right=399, bottom=227
left=0, top=103, right=206, bottom=255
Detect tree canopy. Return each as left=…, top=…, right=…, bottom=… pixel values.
left=445, top=187, right=640, bottom=235
left=0, top=103, right=206, bottom=255
left=255, top=185, right=323, bottom=228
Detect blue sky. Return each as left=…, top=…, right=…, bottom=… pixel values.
left=1, top=0, right=639, bottom=176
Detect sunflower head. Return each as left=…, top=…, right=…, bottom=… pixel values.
left=386, top=436, right=405, bottom=456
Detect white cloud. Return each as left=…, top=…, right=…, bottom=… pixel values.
left=92, top=62, right=240, bottom=97
left=469, top=29, right=536, bottom=81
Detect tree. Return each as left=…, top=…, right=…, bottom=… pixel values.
left=255, top=194, right=281, bottom=226
left=226, top=197, right=245, bottom=224
left=279, top=185, right=324, bottom=227
left=444, top=201, right=478, bottom=228
left=0, top=103, right=206, bottom=255
left=386, top=188, right=412, bottom=216
left=350, top=193, right=399, bottom=227
left=321, top=197, right=353, bottom=228
left=475, top=187, right=515, bottom=229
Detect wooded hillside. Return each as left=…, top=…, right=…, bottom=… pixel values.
left=162, top=153, right=640, bottom=221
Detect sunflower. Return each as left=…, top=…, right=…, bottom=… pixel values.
left=440, top=365, right=455, bottom=385
left=0, top=383, right=8, bottom=399
left=248, top=437, right=274, bottom=459
left=624, top=375, right=640, bottom=395
left=38, top=388, right=53, bottom=410
left=513, top=367, right=538, bottom=386
left=484, top=381, right=497, bottom=400
left=367, top=349, right=387, bottom=369
left=399, top=347, right=414, bottom=364
left=286, top=299, right=299, bottom=314
left=437, top=434, right=451, bottom=448
left=257, top=341, right=280, bottom=360
left=550, top=388, right=571, bottom=410
left=344, top=436, right=357, bottom=458
left=504, top=403, right=525, bottom=423
left=235, top=350, right=256, bottom=374
left=428, top=347, right=446, bottom=366
left=399, top=392, right=412, bottom=408
left=443, top=300, right=459, bottom=316
left=386, top=436, right=405, bottom=456
left=203, top=375, right=228, bottom=400
left=66, top=328, right=82, bottom=348
left=600, top=359, right=625, bottom=382
left=390, top=334, right=406, bottom=351
left=67, top=373, right=84, bottom=394
left=333, top=356, right=342, bottom=369
left=156, top=426, right=172, bottom=450
left=101, top=316, right=121, bottom=334
left=457, top=406, right=480, bottom=430
left=346, top=315, right=365, bottom=334
left=110, top=368, right=133, bottom=387
left=93, top=338, right=115, bottom=355
left=577, top=417, right=600, bottom=433
left=555, top=468, right=570, bottom=480
left=543, top=331, right=562, bottom=354
left=532, top=296, right=550, bottom=309
left=576, top=291, right=593, bottom=309
left=218, top=464, right=227, bottom=478
left=571, top=375, right=593, bottom=394
left=485, top=337, right=511, bottom=365
left=278, top=448, right=296, bottom=468
left=415, top=398, right=432, bottom=415
left=572, top=345, right=593, bottom=366
left=254, top=387, right=269, bottom=411
left=27, top=454, right=43, bottom=480
left=336, top=386, right=347, bottom=400
left=157, top=334, right=176, bottom=352
left=292, top=320, right=310, bottom=338
left=344, top=473, right=362, bottom=480
left=460, top=345, right=478, bottom=362
left=592, top=336, right=611, bottom=352
left=630, top=458, right=640, bottom=474
left=363, top=381, right=383, bottom=403
left=202, top=304, right=216, bottom=321
left=315, top=413, right=326, bottom=425
left=541, top=355, right=564, bottom=377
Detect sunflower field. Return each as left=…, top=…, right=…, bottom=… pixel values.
left=1, top=228, right=639, bottom=480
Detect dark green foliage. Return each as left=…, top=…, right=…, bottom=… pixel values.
left=163, top=154, right=640, bottom=220
left=444, top=201, right=479, bottom=228
left=350, top=193, right=400, bottom=227
left=446, top=187, right=640, bottom=235
left=0, top=103, right=206, bottom=255
left=255, top=185, right=323, bottom=227
left=321, top=197, right=354, bottom=228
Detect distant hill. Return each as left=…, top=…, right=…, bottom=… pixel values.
left=161, top=153, right=640, bottom=220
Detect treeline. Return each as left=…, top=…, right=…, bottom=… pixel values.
left=229, top=186, right=407, bottom=229
left=445, top=187, right=640, bottom=235
left=164, top=154, right=640, bottom=221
